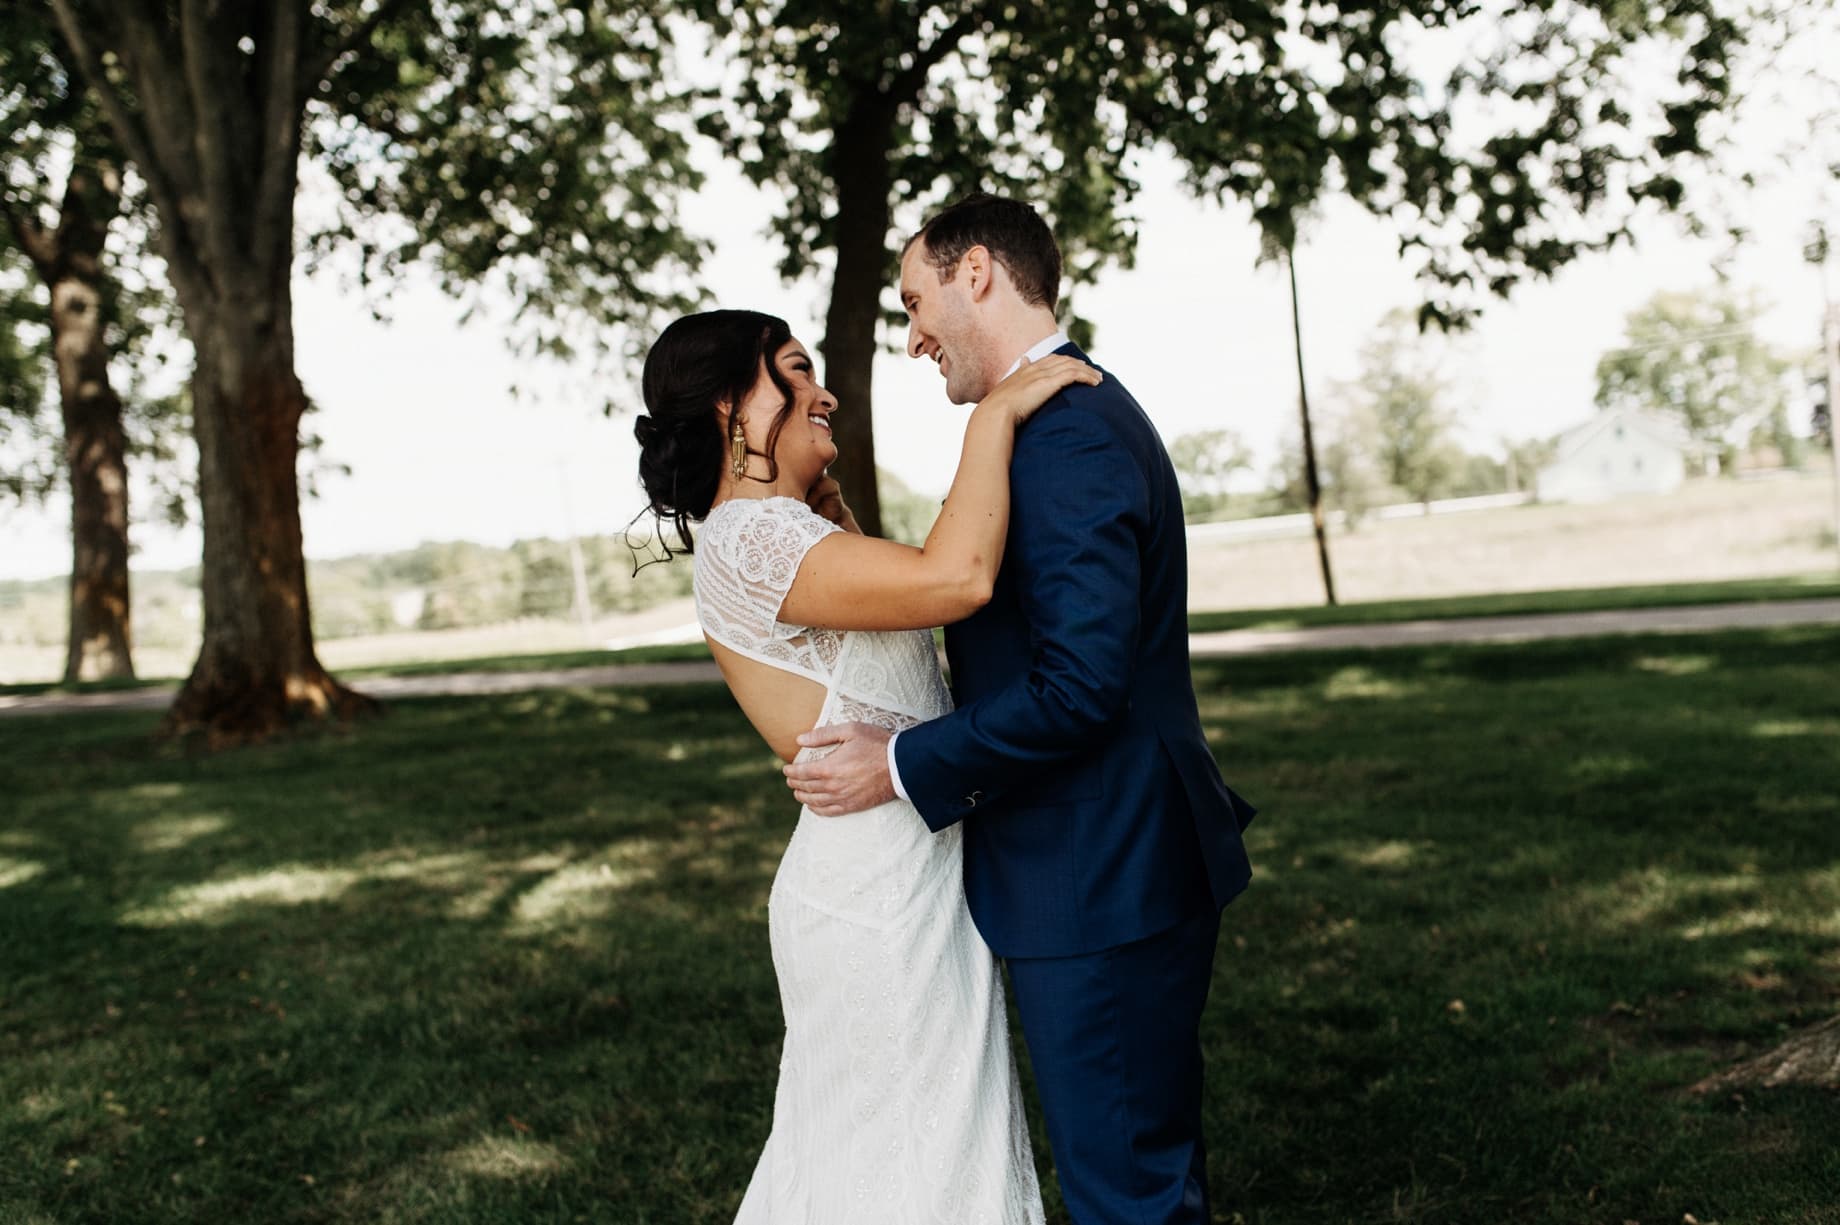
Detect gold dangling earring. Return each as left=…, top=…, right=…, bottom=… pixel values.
left=730, top=414, right=749, bottom=479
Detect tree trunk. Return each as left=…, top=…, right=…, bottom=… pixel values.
left=1691, top=1014, right=1840, bottom=1094
left=163, top=290, right=373, bottom=742
left=40, top=0, right=376, bottom=741
left=40, top=160, right=136, bottom=682
left=820, top=92, right=898, bottom=539
left=57, top=297, right=134, bottom=684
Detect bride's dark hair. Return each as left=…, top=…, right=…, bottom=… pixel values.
left=634, top=309, right=797, bottom=553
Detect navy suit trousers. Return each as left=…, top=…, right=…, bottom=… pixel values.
left=1005, top=909, right=1222, bottom=1224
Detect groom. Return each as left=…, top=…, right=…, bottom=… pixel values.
left=784, top=192, right=1255, bottom=1223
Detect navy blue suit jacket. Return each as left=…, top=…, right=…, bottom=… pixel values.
left=893, top=344, right=1255, bottom=960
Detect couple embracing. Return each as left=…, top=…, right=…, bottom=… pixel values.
left=633, top=193, right=1257, bottom=1223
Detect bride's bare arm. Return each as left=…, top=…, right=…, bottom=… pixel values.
left=776, top=355, right=1100, bottom=632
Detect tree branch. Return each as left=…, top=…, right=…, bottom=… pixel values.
left=0, top=193, right=56, bottom=274
left=107, top=2, right=202, bottom=194
left=302, top=0, right=417, bottom=91
left=888, top=8, right=981, bottom=104
left=59, top=145, right=125, bottom=252
left=179, top=0, right=248, bottom=282
left=47, top=0, right=210, bottom=309
left=251, top=0, right=305, bottom=279
left=45, top=4, right=176, bottom=238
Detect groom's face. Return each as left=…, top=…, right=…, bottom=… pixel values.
left=900, top=240, right=993, bottom=405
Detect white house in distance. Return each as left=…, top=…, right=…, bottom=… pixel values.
left=1535, top=407, right=1694, bottom=503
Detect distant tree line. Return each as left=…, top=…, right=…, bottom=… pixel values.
left=1169, top=284, right=1824, bottom=526
left=0, top=534, right=695, bottom=651
left=1169, top=307, right=1554, bottom=525
left=1595, top=288, right=1815, bottom=473
left=0, top=466, right=945, bottom=652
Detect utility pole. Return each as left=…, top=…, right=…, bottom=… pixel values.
left=1825, top=297, right=1840, bottom=566
left=556, top=459, right=597, bottom=640
left=1807, top=222, right=1840, bottom=568
left=1825, top=301, right=1840, bottom=568
left=1287, top=242, right=1338, bottom=605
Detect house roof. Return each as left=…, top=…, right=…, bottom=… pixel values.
left=1546, top=407, right=1694, bottom=466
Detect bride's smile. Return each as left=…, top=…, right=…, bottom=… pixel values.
left=727, top=338, right=841, bottom=495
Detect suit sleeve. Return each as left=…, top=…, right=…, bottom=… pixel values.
left=894, top=403, right=1146, bottom=831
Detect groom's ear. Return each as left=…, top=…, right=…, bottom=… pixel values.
left=962, top=244, right=996, bottom=300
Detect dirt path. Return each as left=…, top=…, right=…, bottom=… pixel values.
left=5, top=598, right=1837, bottom=719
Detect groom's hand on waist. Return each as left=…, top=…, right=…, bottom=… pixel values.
left=784, top=722, right=895, bottom=817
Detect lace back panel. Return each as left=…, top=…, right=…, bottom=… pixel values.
left=692, top=497, right=952, bottom=736
left=694, top=497, right=845, bottom=681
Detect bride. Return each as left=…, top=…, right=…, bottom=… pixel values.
left=633, top=308, right=1099, bottom=1222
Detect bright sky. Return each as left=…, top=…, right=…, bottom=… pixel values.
left=1, top=39, right=1833, bottom=583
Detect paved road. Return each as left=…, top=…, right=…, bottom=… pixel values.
left=5, top=597, right=1837, bottom=719
left=0, top=660, right=727, bottom=718
left=1187, top=596, right=1840, bottom=656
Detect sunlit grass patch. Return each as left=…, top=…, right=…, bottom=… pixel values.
left=1681, top=908, right=1783, bottom=941
left=441, top=1135, right=568, bottom=1181
left=1632, top=652, right=1717, bottom=676
left=0, top=855, right=47, bottom=889
left=130, top=813, right=231, bottom=852
left=1563, top=862, right=1840, bottom=970
left=1336, top=838, right=1432, bottom=871
left=1566, top=752, right=1646, bottom=782
left=119, top=863, right=365, bottom=926
left=1320, top=664, right=1423, bottom=701
left=12, top=1090, right=68, bottom=1123
left=507, top=855, right=660, bottom=934
left=1750, top=717, right=1839, bottom=738
left=1577, top=866, right=1768, bottom=927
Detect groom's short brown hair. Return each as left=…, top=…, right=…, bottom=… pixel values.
left=906, top=193, right=1062, bottom=312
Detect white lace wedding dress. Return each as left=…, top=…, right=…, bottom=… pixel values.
left=694, top=495, right=1044, bottom=1225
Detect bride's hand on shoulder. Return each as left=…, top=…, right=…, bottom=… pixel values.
left=978, top=355, right=1102, bottom=427
left=806, top=472, right=861, bottom=533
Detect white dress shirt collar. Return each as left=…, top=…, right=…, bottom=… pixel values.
left=886, top=328, right=1073, bottom=805
left=1000, top=330, right=1072, bottom=381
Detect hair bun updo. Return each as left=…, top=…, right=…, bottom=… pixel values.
left=633, top=308, right=794, bottom=555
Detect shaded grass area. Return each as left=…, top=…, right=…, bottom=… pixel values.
left=1184, top=572, right=1840, bottom=634
left=3, top=627, right=1838, bottom=1222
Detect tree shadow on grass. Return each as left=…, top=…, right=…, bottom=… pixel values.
left=4, top=630, right=1839, bottom=1222
left=1190, top=627, right=1840, bottom=1223
left=2, top=683, right=795, bottom=1222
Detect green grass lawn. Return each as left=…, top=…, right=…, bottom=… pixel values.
left=3, top=627, right=1838, bottom=1223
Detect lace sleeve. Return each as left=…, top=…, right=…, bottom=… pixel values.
left=693, top=497, right=844, bottom=676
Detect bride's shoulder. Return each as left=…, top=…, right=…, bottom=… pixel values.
left=706, top=494, right=818, bottom=520
left=699, top=496, right=838, bottom=561
left=705, top=495, right=834, bottom=532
